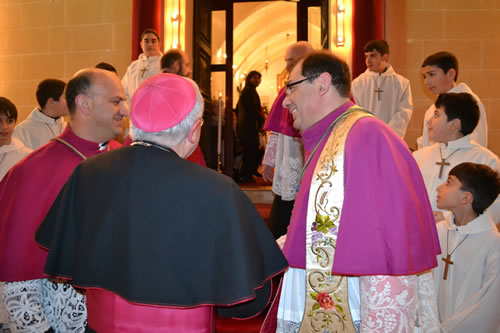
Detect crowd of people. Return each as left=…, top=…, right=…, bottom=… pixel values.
left=0, top=29, right=498, bottom=333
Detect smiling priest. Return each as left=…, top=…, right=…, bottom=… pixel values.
left=0, top=68, right=128, bottom=332
left=261, top=51, right=441, bottom=333
left=35, top=74, right=287, bottom=333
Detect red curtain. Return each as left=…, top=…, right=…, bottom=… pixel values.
left=351, top=0, right=384, bottom=79
left=131, top=0, right=164, bottom=60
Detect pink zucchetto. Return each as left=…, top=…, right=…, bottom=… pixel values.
left=130, top=73, right=196, bottom=132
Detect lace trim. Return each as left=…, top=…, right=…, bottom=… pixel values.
left=1, top=279, right=87, bottom=333
left=415, top=272, right=440, bottom=333
left=272, top=135, right=303, bottom=200
left=277, top=318, right=300, bottom=333
left=263, top=132, right=278, bottom=168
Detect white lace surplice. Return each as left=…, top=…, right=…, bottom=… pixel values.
left=1, top=279, right=86, bottom=333
left=276, top=269, right=439, bottom=333
left=262, top=132, right=303, bottom=201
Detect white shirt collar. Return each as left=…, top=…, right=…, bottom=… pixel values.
left=137, top=53, right=162, bottom=61
left=0, top=137, right=27, bottom=154
left=439, top=134, right=476, bottom=151
left=31, top=107, right=63, bottom=125
left=363, top=63, right=395, bottom=77
left=445, top=211, right=496, bottom=235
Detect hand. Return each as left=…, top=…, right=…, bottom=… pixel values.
left=276, top=235, right=287, bottom=250
left=262, top=164, right=274, bottom=182
left=433, top=211, right=445, bottom=222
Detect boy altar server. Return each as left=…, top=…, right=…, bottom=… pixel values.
left=418, top=51, right=487, bottom=149
left=351, top=39, right=413, bottom=138
left=433, top=162, right=500, bottom=332
left=413, top=92, right=499, bottom=224
left=13, top=79, right=68, bottom=150
left=122, top=29, right=162, bottom=103
left=0, top=97, right=32, bottom=181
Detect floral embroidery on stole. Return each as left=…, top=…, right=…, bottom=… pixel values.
left=299, top=108, right=373, bottom=333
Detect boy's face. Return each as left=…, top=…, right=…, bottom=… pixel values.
left=0, top=113, right=16, bottom=147
left=436, top=175, right=467, bottom=210
left=427, top=106, right=454, bottom=143
left=364, top=49, right=388, bottom=73
left=421, top=65, right=455, bottom=95
left=140, top=33, right=161, bottom=57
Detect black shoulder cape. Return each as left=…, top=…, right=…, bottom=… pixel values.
left=36, top=145, right=287, bottom=317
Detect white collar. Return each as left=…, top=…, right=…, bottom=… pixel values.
left=439, top=135, right=476, bottom=151
left=137, top=53, right=162, bottom=61
left=445, top=211, right=496, bottom=235
left=363, top=64, right=395, bottom=77
left=449, top=82, right=472, bottom=94
left=0, top=137, right=27, bottom=154
left=30, top=107, right=63, bottom=125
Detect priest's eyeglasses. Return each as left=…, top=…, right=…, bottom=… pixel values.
left=286, top=75, right=319, bottom=95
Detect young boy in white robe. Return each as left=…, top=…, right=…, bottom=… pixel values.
left=433, top=162, right=500, bottom=333
left=413, top=92, right=499, bottom=224
left=417, top=51, right=487, bottom=149
left=351, top=39, right=413, bottom=138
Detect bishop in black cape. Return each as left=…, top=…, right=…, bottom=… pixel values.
left=35, top=142, right=287, bottom=329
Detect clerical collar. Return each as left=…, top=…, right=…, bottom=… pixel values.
left=98, top=142, right=108, bottom=151
left=131, top=140, right=177, bottom=155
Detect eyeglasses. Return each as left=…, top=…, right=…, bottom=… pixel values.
left=285, top=75, right=319, bottom=95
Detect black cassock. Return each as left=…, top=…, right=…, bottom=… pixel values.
left=36, top=143, right=287, bottom=318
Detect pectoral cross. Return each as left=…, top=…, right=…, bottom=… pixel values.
left=436, top=158, right=450, bottom=178
left=441, top=255, right=453, bottom=280
left=140, top=67, right=148, bottom=78
left=374, top=87, right=383, bottom=101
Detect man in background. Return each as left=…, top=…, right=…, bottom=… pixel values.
left=262, top=41, right=312, bottom=238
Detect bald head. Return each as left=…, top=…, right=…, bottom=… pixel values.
left=285, top=41, right=314, bottom=73
left=161, top=49, right=192, bottom=78
left=66, top=68, right=128, bottom=142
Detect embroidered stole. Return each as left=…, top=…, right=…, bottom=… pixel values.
left=299, top=108, right=373, bottom=333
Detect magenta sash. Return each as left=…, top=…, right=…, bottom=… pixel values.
left=86, top=288, right=215, bottom=333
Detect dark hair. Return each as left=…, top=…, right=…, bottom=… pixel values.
left=141, top=29, right=160, bottom=42
left=245, top=71, right=262, bottom=85
left=36, top=79, right=66, bottom=109
left=422, top=51, right=459, bottom=82
left=450, top=162, right=500, bottom=215
left=95, top=62, right=117, bottom=74
left=364, top=39, right=389, bottom=56
left=65, top=71, right=95, bottom=114
left=0, top=97, right=18, bottom=121
left=435, top=92, right=479, bottom=136
left=301, top=50, right=351, bottom=98
left=161, top=49, right=184, bottom=72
